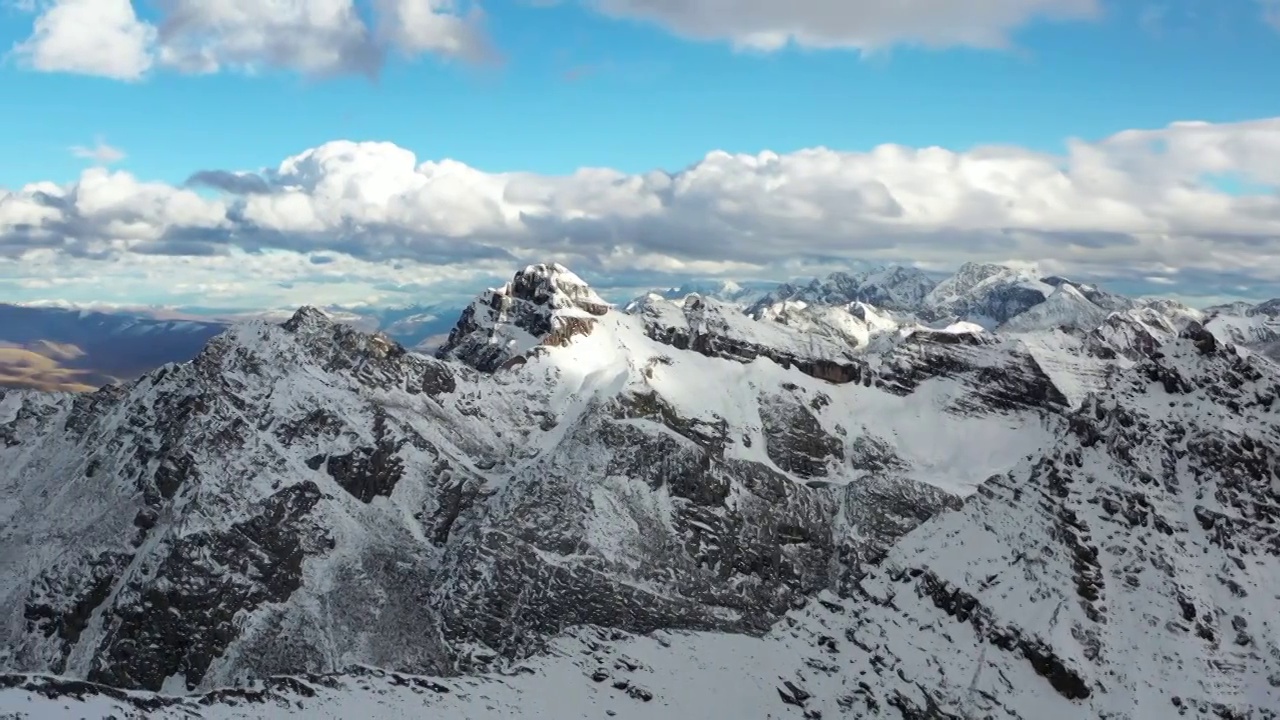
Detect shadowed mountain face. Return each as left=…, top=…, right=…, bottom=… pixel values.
left=1, top=263, right=1278, bottom=719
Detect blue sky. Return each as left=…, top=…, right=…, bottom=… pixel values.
left=2, top=0, right=1278, bottom=186
left=0, top=0, right=1279, bottom=311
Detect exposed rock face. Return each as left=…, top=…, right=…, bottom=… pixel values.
left=2, top=264, right=1279, bottom=719
left=633, top=293, right=873, bottom=386
left=437, top=263, right=611, bottom=371
left=876, top=329, right=1071, bottom=414
left=87, top=482, right=332, bottom=691
left=759, top=390, right=844, bottom=478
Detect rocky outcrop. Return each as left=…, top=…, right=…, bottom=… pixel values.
left=87, top=482, right=332, bottom=691
left=759, top=391, right=844, bottom=478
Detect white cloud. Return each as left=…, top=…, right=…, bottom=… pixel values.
left=582, top=0, right=1100, bottom=51
left=5, top=117, right=1280, bottom=308
left=371, top=0, right=490, bottom=61
left=12, top=0, right=155, bottom=80
left=154, top=0, right=379, bottom=75
left=69, top=139, right=127, bottom=165
left=11, top=0, right=487, bottom=80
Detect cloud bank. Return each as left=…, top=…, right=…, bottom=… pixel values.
left=2, top=117, right=1279, bottom=309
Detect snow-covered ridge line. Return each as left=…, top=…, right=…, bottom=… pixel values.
left=439, top=261, right=1271, bottom=405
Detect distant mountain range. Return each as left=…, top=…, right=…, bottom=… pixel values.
left=0, top=304, right=227, bottom=392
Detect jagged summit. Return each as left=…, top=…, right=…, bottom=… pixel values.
left=1253, top=298, right=1280, bottom=316
left=631, top=290, right=874, bottom=383
left=281, top=305, right=334, bottom=331
left=927, top=261, right=1032, bottom=298
left=435, top=262, right=611, bottom=371
left=504, top=262, right=610, bottom=313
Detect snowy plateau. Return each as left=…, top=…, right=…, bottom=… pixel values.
left=1, top=261, right=1279, bottom=720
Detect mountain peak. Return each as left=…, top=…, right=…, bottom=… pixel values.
left=923, top=262, right=1053, bottom=328
left=281, top=305, right=335, bottom=333
left=507, top=262, right=608, bottom=312
left=436, top=263, right=611, bottom=371
left=930, top=262, right=1034, bottom=299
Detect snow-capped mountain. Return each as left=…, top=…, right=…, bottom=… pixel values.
left=999, top=283, right=1111, bottom=334
left=1041, top=276, right=1138, bottom=313
left=920, top=262, right=1058, bottom=329
left=1203, top=301, right=1280, bottom=359
left=2, top=262, right=1279, bottom=719
left=748, top=266, right=939, bottom=317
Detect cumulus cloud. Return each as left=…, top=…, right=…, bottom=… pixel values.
left=580, top=0, right=1100, bottom=51
left=12, top=0, right=155, bottom=80
left=11, top=0, right=488, bottom=79
left=3, top=117, right=1280, bottom=308
left=370, top=0, right=490, bottom=62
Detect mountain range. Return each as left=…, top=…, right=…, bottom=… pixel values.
left=1, top=261, right=1279, bottom=719
left=4, top=263, right=1279, bottom=395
